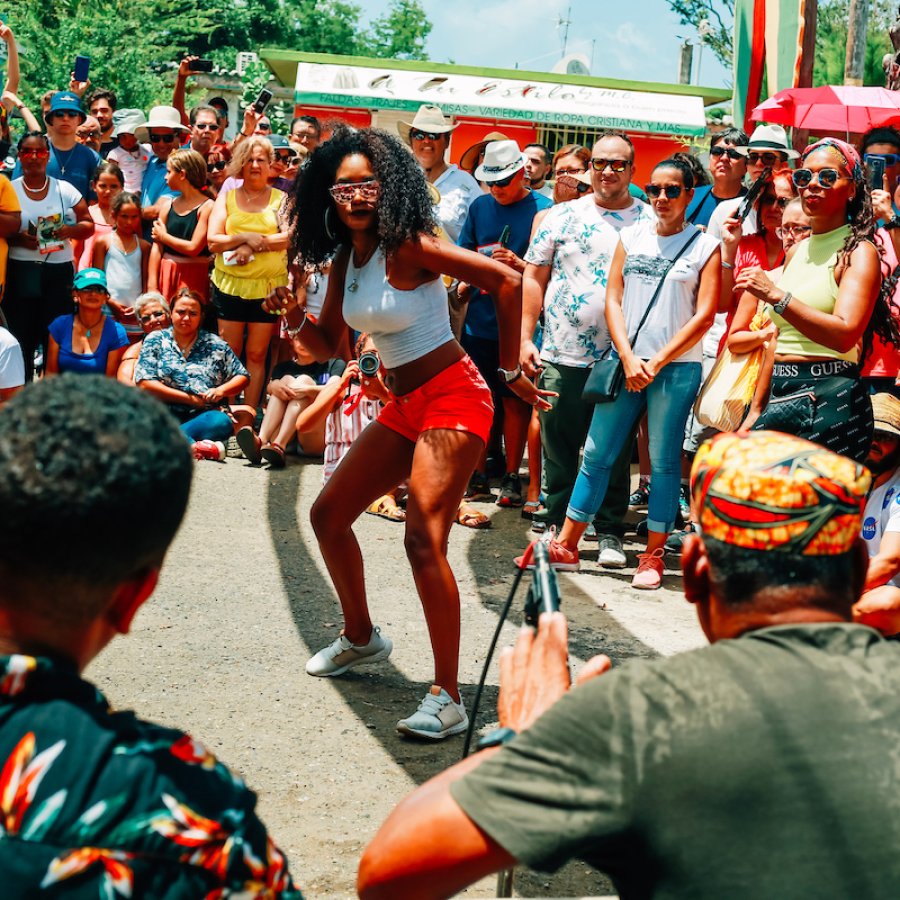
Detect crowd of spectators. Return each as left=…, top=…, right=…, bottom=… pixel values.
left=1, top=20, right=900, bottom=896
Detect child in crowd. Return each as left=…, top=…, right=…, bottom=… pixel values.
left=148, top=148, right=213, bottom=305
left=92, top=191, right=150, bottom=342
left=106, top=111, right=150, bottom=194
left=236, top=329, right=347, bottom=468
left=74, top=161, right=123, bottom=270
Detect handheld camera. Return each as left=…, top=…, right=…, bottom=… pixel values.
left=190, top=59, right=214, bottom=73
left=523, top=541, right=561, bottom=627
left=735, top=167, right=772, bottom=224
left=358, top=350, right=380, bottom=379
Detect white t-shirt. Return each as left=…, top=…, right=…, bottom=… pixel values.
left=619, top=220, right=719, bottom=364
left=433, top=164, right=480, bottom=244
left=107, top=143, right=151, bottom=194
left=0, top=326, right=24, bottom=390
left=525, top=195, right=651, bottom=367
left=10, top=177, right=82, bottom=264
left=862, top=470, right=900, bottom=589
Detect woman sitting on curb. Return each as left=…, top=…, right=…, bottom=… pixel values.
left=236, top=330, right=347, bottom=468
left=134, top=287, right=249, bottom=459
left=118, top=291, right=171, bottom=384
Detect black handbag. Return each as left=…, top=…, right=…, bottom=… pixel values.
left=582, top=229, right=701, bottom=404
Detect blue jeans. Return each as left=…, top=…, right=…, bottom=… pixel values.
left=568, top=361, right=702, bottom=533
left=179, top=410, right=234, bottom=444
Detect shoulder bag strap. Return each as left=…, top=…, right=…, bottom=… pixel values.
left=624, top=228, right=702, bottom=348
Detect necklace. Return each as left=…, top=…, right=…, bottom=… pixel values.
left=22, top=177, right=49, bottom=194
left=53, top=145, right=76, bottom=176
left=346, top=245, right=378, bottom=293
left=176, top=335, right=198, bottom=359
left=241, top=184, right=267, bottom=202
left=77, top=311, right=104, bottom=339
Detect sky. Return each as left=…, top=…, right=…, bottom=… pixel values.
left=395, top=0, right=732, bottom=89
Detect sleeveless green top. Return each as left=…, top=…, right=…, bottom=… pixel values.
left=773, top=224, right=857, bottom=362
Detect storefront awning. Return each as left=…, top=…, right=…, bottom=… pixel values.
left=283, top=56, right=714, bottom=137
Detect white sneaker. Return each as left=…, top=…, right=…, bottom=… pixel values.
left=597, top=533, right=627, bottom=569
left=396, top=686, right=468, bottom=740
left=305, top=626, right=393, bottom=677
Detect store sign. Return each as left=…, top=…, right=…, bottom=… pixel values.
left=294, top=62, right=707, bottom=136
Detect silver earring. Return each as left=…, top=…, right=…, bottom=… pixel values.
left=325, top=206, right=336, bottom=241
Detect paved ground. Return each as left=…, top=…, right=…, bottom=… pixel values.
left=87, top=455, right=706, bottom=898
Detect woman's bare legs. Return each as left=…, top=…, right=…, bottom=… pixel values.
left=404, top=428, right=484, bottom=703
left=310, top=422, right=416, bottom=645
left=218, top=320, right=246, bottom=359
left=244, top=322, right=277, bottom=409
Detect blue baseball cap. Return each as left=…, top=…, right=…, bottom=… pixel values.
left=73, top=268, right=108, bottom=291
left=46, top=92, right=86, bottom=124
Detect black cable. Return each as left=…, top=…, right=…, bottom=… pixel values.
left=461, top=562, right=528, bottom=759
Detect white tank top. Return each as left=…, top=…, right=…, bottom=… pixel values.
left=341, top=249, right=453, bottom=368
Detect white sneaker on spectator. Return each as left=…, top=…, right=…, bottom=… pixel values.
left=597, top=533, right=627, bottom=569
left=305, top=626, right=393, bottom=677
left=396, top=686, right=468, bottom=740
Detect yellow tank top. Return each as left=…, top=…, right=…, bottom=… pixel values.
left=212, top=187, right=288, bottom=300
left=772, top=224, right=857, bottom=362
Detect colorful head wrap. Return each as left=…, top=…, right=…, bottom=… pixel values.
left=691, top=431, right=871, bottom=555
left=801, top=137, right=864, bottom=185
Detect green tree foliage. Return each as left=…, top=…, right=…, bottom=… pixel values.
left=814, top=0, right=895, bottom=86
left=2, top=0, right=431, bottom=111
left=667, top=0, right=735, bottom=67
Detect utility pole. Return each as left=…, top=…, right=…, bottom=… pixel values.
left=794, top=0, right=818, bottom=155
left=844, top=0, right=870, bottom=85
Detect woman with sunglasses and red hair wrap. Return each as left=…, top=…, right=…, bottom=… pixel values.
left=728, top=138, right=899, bottom=463
left=264, top=126, right=553, bottom=741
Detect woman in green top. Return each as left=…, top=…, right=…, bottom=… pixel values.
left=728, top=137, right=897, bottom=462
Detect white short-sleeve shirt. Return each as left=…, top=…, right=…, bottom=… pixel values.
left=619, top=219, right=719, bottom=364
left=433, top=165, right=481, bottom=244
left=525, top=195, right=651, bottom=368
left=0, top=326, right=24, bottom=390
left=862, top=470, right=900, bottom=589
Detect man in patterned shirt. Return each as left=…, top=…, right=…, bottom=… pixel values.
left=0, top=375, right=301, bottom=897
left=521, top=132, right=652, bottom=565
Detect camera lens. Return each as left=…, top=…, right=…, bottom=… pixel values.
left=358, top=351, right=380, bottom=377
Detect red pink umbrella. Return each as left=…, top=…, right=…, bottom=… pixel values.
left=751, top=85, right=900, bottom=134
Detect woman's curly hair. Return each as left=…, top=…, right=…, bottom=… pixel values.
left=287, top=125, right=437, bottom=268
left=800, top=140, right=899, bottom=359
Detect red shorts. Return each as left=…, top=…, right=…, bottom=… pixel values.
left=378, top=355, right=494, bottom=446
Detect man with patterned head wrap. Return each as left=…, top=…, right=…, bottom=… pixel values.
left=360, top=430, right=900, bottom=900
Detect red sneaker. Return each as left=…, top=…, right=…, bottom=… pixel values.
left=632, top=547, right=665, bottom=590
left=193, top=440, right=226, bottom=461
left=514, top=540, right=580, bottom=572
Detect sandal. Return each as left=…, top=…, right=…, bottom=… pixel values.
left=456, top=502, right=491, bottom=529
left=366, top=494, right=406, bottom=522
left=261, top=442, right=286, bottom=468
left=520, top=499, right=543, bottom=520
left=236, top=425, right=263, bottom=465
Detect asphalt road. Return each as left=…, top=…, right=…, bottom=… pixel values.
left=87, top=454, right=706, bottom=898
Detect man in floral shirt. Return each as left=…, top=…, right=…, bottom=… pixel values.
left=0, top=374, right=301, bottom=898
left=521, top=132, right=652, bottom=565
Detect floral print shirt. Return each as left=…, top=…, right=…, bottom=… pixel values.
left=525, top=195, right=652, bottom=368
left=0, top=654, right=301, bottom=898
left=134, top=329, right=248, bottom=418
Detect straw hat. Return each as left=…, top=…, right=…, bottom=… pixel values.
left=459, top=131, right=509, bottom=174
left=397, top=104, right=456, bottom=144
left=134, top=106, right=190, bottom=143
left=872, top=393, right=900, bottom=438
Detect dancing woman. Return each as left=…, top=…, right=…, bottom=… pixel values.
left=266, top=127, right=551, bottom=740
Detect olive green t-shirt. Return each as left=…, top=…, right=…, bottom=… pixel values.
left=452, top=623, right=900, bottom=899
